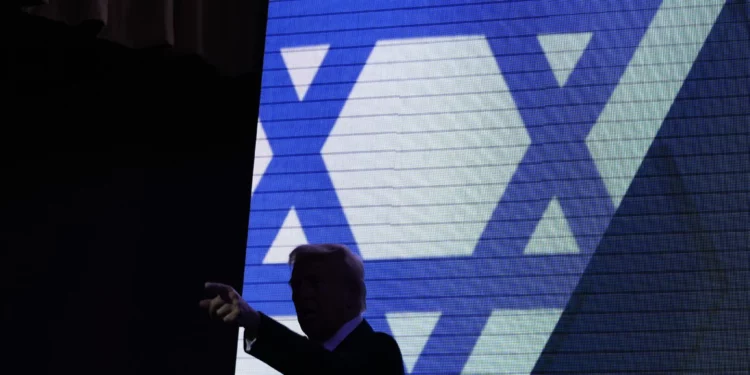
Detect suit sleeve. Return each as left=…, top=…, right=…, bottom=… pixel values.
left=245, top=313, right=405, bottom=375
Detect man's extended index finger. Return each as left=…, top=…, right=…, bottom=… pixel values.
left=204, top=282, right=233, bottom=301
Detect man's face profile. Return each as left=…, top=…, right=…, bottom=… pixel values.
left=289, top=258, right=353, bottom=343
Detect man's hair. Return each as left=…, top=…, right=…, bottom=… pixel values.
left=288, top=244, right=367, bottom=312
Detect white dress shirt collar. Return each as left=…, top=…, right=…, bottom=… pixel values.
left=323, top=314, right=363, bottom=351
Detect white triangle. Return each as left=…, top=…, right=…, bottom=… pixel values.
left=538, top=32, right=593, bottom=86
left=280, top=44, right=330, bottom=101
left=524, top=197, right=580, bottom=255
left=386, top=312, right=441, bottom=373
left=262, top=207, right=309, bottom=264
left=252, top=119, right=272, bottom=194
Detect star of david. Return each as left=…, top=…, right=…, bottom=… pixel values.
left=242, top=1, right=726, bottom=373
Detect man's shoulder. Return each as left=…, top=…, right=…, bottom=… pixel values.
left=371, top=332, right=399, bottom=346
left=341, top=321, right=400, bottom=353
left=368, top=331, right=405, bottom=374
left=366, top=331, right=403, bottom=356
left=356, top=321, right=399, bottom=349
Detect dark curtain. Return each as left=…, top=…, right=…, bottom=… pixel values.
left=5, top=2, right=266, bottom=375
left=27, top=0, right=267, bottom=75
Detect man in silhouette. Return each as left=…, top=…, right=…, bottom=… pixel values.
left=200, top=244, right=405, bottom=375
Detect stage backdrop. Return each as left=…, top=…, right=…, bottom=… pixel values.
left=238, top=1, right=749, bottom=374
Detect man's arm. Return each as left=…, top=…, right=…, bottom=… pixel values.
left=247, top=313, right=404, bottom=375
left=199, top=282, right=404, bottom=375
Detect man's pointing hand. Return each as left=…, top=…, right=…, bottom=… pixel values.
left=199, top=282, right=260, bottom=336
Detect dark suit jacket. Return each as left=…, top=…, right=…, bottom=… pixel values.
left=246, top=313, right=405, bottom=375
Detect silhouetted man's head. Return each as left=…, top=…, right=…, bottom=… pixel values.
left=288, top=244, right=366, bottom=343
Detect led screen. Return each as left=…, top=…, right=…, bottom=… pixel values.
left=237, top=1, right=748, bottom=374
